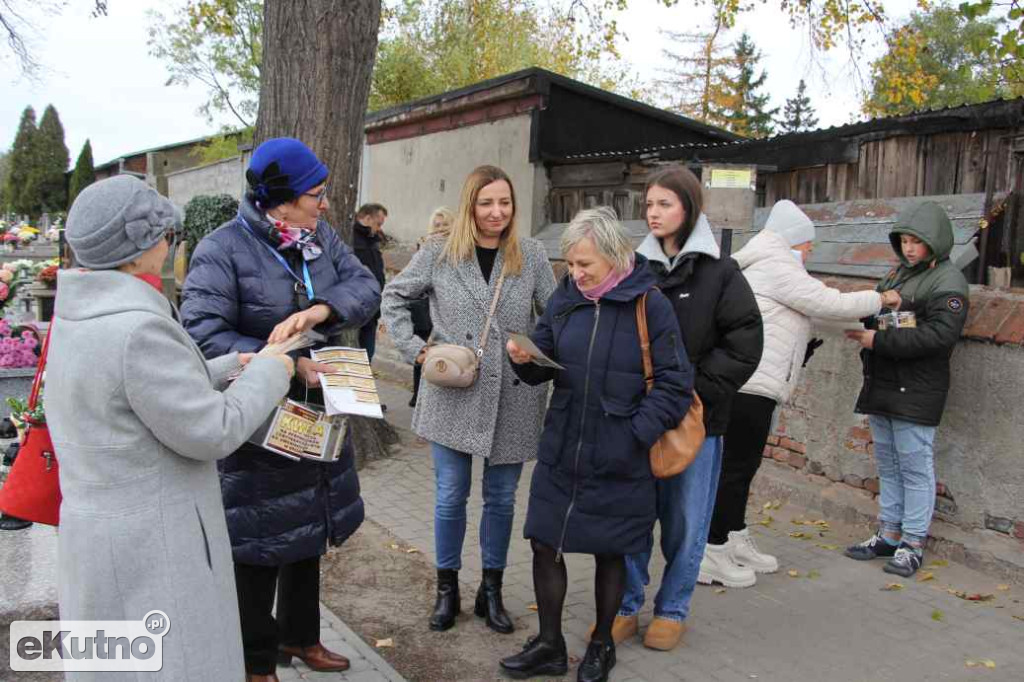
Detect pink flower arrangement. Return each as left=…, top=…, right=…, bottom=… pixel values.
left=0, top=319, right=40, bottom=368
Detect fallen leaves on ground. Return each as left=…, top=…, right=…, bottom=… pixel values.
left=931, top=609, right=944, bottom=621
left=789, top=531, right=812, bottom=540
left=817, top=543, right=840, bottom=551
left=965, top=659, right=996, bottom=669
left=916, top=571, right=935, bottom=582
left=928, top=559, right=949, bottom=567
left=762, top=500, right=783, bottom=511
left=375, top=637, right=394, bottom=648
left=807, top=570, right=821, bottom=579
left=756, top=514, right=774, bottom=527
left=714, top=588, right=727, bottom=594
left=997, top=584, right=1010, bottom=592
left=406, top=548, right=420, bottom=554
left=880, top=583, right=904, bottom=592
left=787, top=570, right=801, bottom=578
left=947, top=589, right=995, bottom=602
left=1012, top=614, right=1024, bottom=622
left=389, top=543, right=400, bottom=549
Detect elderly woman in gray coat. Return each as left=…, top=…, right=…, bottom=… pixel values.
left=382, top=165, right=556, bottom=634
left=46, top=176, right=294, bottom=682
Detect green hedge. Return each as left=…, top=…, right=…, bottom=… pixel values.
left=182, top=194, right=239, bottom=247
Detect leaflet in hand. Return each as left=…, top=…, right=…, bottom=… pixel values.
left=311, top=346, right=384, bottom=418
left=508, top=332, right=564, bottom=370
left=248, top=399, right=348, bottom=462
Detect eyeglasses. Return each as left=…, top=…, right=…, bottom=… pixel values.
left=303, top=185, right=329, bottom=205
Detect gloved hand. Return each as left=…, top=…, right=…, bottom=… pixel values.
left=803, top=338, right=824, bottom=367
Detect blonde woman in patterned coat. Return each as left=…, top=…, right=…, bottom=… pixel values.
left=382, top=165, right=556, bottom=635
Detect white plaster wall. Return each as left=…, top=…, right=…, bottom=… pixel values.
left=363, top=115, right=541, bottom=244
left=166, top=156, right=246, bottom=209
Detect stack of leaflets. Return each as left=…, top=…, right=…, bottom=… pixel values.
left=311, top=347, right=384, bottom=418
left=248, top=399, right=348, bottom=462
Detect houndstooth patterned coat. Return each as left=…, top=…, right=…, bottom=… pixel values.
left=382, top=237, right=556, bottom=464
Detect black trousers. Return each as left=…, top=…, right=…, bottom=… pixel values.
left=708, top=393, right=777, bottom=545
left=234, top=556, right=321, bottom=674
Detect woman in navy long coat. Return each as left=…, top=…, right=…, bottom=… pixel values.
left=181, top=138, right=381, bottom=681
left=499, top=207, right=693, bottom=682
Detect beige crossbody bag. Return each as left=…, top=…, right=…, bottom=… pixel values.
left=421, top=270, right=506, bottom=388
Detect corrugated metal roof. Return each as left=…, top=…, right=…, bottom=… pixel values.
left=557, top=96, right=1024, bottom=163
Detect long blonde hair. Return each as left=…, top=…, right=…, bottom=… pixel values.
left=442, top=165, right=523, bottom=276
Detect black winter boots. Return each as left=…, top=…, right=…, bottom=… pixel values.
left=429, top=568, right=460, bottom=631
left=475, top=568, right=514, bottom=634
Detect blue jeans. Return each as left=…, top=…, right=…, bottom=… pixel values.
left=620, top=435, right=723, bottom=622
left=870, top=415, right=936, bottom=546
left=432, top=443, right=524, bottom=571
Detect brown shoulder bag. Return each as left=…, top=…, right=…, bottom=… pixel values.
left=636, top=291, right=706, bottom=478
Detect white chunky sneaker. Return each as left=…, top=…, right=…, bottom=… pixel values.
left=698, top=543, right=757, bottom=588
left=727, top=528, right=779, bottom=574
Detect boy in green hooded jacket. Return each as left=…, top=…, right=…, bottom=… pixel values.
left=842, top=201, right=970, bottom=577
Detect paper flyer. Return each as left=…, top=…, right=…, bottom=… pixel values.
left=310, top=346, right=385, bottom=418
left=250, top=399, right=347, bottom=462
left=508, top=332, right=564, bottom=370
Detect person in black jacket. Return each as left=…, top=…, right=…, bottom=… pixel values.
left=353, top=203, right=388, bottom=360
left=499, top=207, right=693, bottom=682
left=843, top=202, right=970, bottom=577
left=408, top=207, right=453, bottom=407
left=616, top=165, right=763, bottom=652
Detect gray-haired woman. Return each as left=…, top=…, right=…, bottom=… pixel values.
left=500, top=207, right=693, bottom=682
left=46, top=176, right=294, bottom=682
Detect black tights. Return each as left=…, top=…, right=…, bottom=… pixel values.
left=531, top=540, right=626, bottom=644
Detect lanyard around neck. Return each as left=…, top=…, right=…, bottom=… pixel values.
left=238, top=214, right=315, bottom=300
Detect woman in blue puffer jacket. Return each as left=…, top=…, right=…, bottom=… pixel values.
left=181, top=138, right=381, bottom=681
left=499, top=207, right=693, bottom=682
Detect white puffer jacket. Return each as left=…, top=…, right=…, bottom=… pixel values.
left=734, top=230, right=882, bottom=404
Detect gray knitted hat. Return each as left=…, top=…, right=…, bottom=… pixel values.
left=66, top=175, right=181, bottom=269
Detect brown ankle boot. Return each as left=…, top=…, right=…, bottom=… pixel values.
left=277, top=642, right=350, bottom=672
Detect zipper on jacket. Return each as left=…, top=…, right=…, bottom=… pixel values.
left=556, top=302, right=600, bottom=563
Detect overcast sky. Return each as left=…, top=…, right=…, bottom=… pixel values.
left=0, top=0, right=922, bottom=169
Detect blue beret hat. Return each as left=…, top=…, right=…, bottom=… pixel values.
left=246, top=137, right=329, bottom=209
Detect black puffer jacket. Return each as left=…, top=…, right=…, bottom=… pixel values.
left=181, top=197, right=381, bottom=566
left=636, top=215, right=763, bottom=436
left=855, top=202, right=970, bottom=426
left=515, top=258, right=693, bottom=556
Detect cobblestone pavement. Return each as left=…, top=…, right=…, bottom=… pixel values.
left=277, top=607, right=405, bottom=682
left=364, top=379, right=1024, bottom=682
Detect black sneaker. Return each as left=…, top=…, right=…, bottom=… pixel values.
left=883, top=544, right=923, bottom=577
left=844, top=533, right=898, bottom=561
left=577, top=640, right=616, bottom=682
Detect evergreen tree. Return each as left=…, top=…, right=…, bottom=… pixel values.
left=716, top=33, right=778, bottom=138
left=33, top=105, right=70, bottom=214
left=68, top=139, right=96, bottom=208
left=779, top=79, right=819, bottom=133
left=0, top=152, right=10, bottom=214
left=6, top=106, right=38, bottom=217
left=657, top=24, right=736, bottom=126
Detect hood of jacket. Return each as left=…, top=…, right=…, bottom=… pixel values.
left=636, top=213, right=720, bottom=273
left=888, top=202, right=954, bottom=267
left=55, top=268, right=172, bottom=322
left=733, top=229, right=800, bottom=272
left=553, top=254, right=658, bottom=311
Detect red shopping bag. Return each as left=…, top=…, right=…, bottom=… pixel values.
left=0, top=328, right=60, bottom=525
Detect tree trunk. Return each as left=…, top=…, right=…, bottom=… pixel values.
left=255, top=0, right=398, bottom=460
left=255, top=0, right=381, bottom=243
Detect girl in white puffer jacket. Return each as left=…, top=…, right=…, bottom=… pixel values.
left=698, top=200, right=900, bottom=588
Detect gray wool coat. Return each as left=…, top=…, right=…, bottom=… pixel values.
left=45, top=269, right=291, bottom=682
left=382, top=238, right=556, bottom=464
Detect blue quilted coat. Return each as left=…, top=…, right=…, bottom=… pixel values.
left=180, top=196, right=381, bottom=566
left=514, top=257, right=694, bottom=556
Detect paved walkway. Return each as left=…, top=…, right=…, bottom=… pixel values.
left=366, top=379, right=1024, bottom=682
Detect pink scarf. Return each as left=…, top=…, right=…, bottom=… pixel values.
left=579, top=256, right=635, bottom=301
